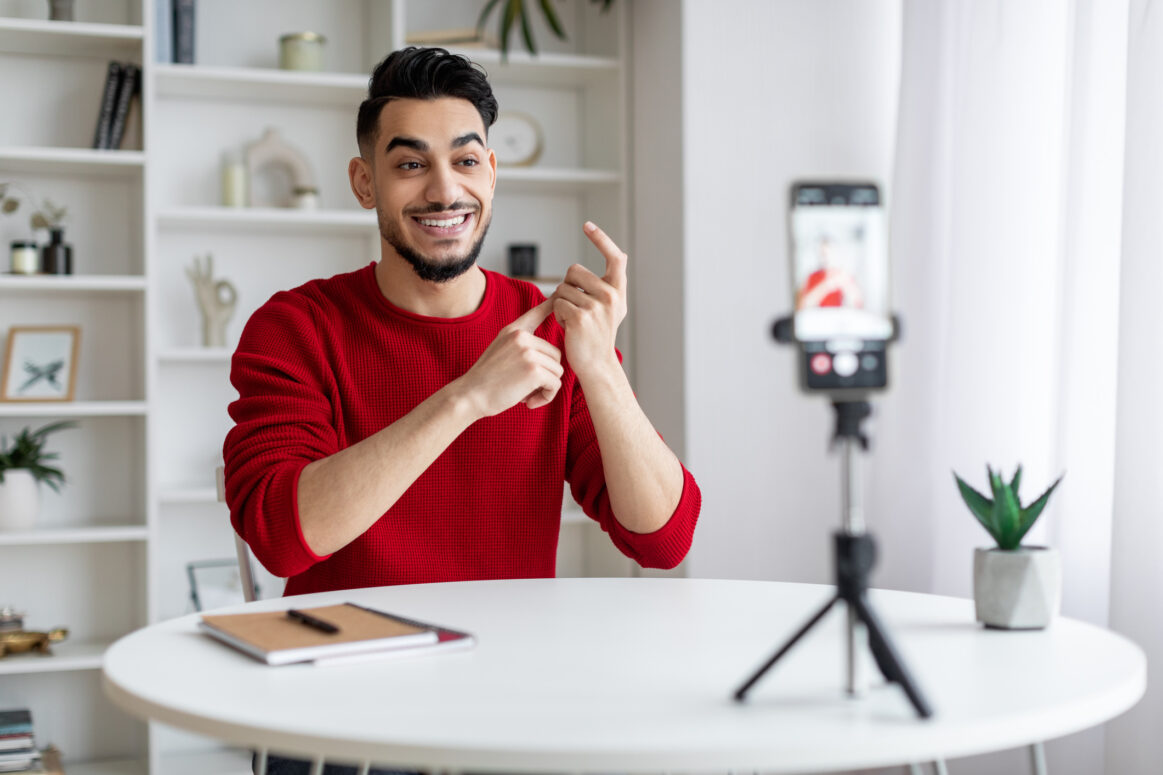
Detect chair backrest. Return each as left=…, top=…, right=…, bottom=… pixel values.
left=216, top=465, right=259, bottom=603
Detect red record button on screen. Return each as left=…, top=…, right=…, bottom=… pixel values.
left=810, top=353, right=832, bottom=375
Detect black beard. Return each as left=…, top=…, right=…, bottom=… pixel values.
left=379, top=207, right=490, bottom=284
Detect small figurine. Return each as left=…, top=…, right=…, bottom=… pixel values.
left=186, top=254, right=238, bottom=348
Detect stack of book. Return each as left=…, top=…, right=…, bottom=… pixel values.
left=0, top=710, right=39, bottom=773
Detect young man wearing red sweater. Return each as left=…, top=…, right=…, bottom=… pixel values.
left=223, top=47, right=701, bottom=603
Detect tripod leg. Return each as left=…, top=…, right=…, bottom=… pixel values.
left=734, top=595, right=839, bottom=702
left=852, top=593, right=933, bottom=718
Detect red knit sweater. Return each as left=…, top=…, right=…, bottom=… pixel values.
left=223, top=263, right=701, bottom=596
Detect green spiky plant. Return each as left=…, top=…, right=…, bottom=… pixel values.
left=953, top=466, right=1064, bottom=551
left=477, top=0, right=615, bottom=58
left=0, top=421, right=77, bottom=493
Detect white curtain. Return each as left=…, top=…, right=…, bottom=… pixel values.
left=873, top=0, right=1160, bottom=773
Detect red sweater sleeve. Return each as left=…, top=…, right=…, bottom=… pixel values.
left=222, top=294, right=336, bottom=577
left=565, top=379, right=701, bottom=569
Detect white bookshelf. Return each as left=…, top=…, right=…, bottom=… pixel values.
left=1, top=0, right=630, bottom=770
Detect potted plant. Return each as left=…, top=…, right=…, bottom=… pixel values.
left=477, top=0, right=615, bottom=57
left=0, top=420, right=76, bottom=531
left=953, top=465, right=1064, bottom=629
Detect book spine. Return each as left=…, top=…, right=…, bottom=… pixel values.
left=154, top=0, right=172, bottom=63
left=172, top=0, right=196, bottom=65
left=107, top=63, right=141, bottom=150
left=91, top=61, right=123, bottom=150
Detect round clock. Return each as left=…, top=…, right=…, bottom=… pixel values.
left=490, top=112, right=544, bottom=167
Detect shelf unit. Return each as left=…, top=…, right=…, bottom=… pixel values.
left=2, top=0, right=630, bottom=770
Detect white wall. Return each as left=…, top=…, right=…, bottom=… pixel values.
left=674, top=0, right=901, bottom=584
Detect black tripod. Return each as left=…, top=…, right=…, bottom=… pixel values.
left=733, top=399, right=933, bottom=718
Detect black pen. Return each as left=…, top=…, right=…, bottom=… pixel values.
left=286, top=609, right=339, bottom=634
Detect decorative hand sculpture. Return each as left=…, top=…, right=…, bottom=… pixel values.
left=186, top=254, right=237, bottom=348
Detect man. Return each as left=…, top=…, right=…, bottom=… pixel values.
left=224, top=45, right=699, bottom=603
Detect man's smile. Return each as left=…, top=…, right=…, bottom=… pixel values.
left=410, top=210, right=475, bottom=238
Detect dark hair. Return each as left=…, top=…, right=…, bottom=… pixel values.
left=356, top=47, right=499, bottom=158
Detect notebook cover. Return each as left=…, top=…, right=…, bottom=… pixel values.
left=199, top=603, right=438, bottom=665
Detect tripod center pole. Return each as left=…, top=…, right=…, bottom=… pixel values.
left=842, top=437, right=865, bottom=535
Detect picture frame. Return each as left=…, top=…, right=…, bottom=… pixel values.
left=0, top=326, right=80, bottom=402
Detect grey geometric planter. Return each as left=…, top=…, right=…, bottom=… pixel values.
left=973, top=546, right=1061, bottom=629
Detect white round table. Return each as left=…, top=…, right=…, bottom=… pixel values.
left=102, top=578, right=1145, bottom=773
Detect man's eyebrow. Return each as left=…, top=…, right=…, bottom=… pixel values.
left=385, top=136, right=428, bottom=154
left=452, top=132, right=485, bottom=149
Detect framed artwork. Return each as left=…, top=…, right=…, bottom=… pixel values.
left=0, top=326, right=80, bottom=402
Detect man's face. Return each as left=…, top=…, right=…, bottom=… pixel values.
left=367, top=97, right=496, bottom=283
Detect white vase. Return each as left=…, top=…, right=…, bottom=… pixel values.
left=973, top=546, right=1061, bottom=629
left=0, top=470, right=41, bottom=531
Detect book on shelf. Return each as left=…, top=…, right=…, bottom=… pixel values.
left=107, top=63, right=141, bottom=150
left=91, top=61, right=142, bottom=150
left=199, top=602, right=475, bottom=666
left=0, top=736, right=33, bottom=753
left=0, top=712, right=31, bottom=739
left=91, top=60, right=122, bottom=149
left=173, top=0, right=196, bottom=64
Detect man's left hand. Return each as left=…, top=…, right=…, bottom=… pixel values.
left=550, top=221, right=628, bottom=382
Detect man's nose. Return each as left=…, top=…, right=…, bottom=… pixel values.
left=425, top=163, right=462, bottom=206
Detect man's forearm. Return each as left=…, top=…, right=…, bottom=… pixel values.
left=297, top=385, right=477, bottom=556
left=577, top=360, right=685, bottom=534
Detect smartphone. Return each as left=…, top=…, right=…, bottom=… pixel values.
left=788, top=181, right=892, bottom=394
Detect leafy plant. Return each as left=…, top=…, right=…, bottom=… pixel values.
left=954, top=465, right=1063, bottom=551
left=477, top=0, right=615, bottom=58
left=0, top=421, right=77, bottom=492
left=0, top=182, right=67, bottom=231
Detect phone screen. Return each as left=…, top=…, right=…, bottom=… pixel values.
left=790, top=183, right=892, bottom=342
left=788, top=182, right=892, bottom=393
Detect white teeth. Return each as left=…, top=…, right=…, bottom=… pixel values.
left=418, top=214, right=467, bottom=228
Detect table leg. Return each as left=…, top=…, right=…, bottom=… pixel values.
left=1030, top=741, right=1048, bottom=775
left=308, top=757, right=325, bottom=775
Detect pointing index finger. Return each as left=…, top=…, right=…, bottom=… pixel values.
left=584, top=221, right=627, bottom=292
left=508, top=298, right=554, bottom=333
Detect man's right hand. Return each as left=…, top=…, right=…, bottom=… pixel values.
left=452, top=299, right=563, bottom=418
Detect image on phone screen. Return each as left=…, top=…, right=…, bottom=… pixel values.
left=790, top=183, right=892, bottom=342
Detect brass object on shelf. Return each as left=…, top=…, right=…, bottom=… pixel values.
left=0, top=626, right=68, bottom=657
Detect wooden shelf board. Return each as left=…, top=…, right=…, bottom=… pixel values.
left=445, top=48, right=620, bottom=87
left=0, top=17, right=142, bottom=58
left=0, top=147, right=145, bottom=176
left=156, top=206, right=377, bottom=235
left=0, top=400, right=147, bottom=418
left=155, top=64, right=366, bottom=107
left=0, top=275, right=145, bottom=293
left=0, top=524, right=147, bottom=545
left=0, top=639, right=112, bottom=675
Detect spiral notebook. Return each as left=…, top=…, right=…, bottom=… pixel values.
left=199, top=602, right=474, bottom=666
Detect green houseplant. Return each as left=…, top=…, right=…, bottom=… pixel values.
left=0, top=421, right=76, bottom=531
left=953, top=465, right=1064, bottom=629
left=477, top=0, right=615, bottom=58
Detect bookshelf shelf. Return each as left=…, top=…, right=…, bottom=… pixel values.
left=0, top=525, right=147, bottom=546
left=154, top=64, right=366, bottom=107
left=0, top=275, right=146, bottom=294
left=0, top=401, right=147, bottom=418
left=0, top=18, right=143, bottom=58
left=0, top=147, right=145, bottom=176
left=0, top=640, right=113, bottom=675
left=497, top=167, right=622, bottom=194
left=156, top=206, right=376, bottom=235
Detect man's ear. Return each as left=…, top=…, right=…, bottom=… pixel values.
left=487, top=147, right=497, bottom=194
left=348, top=156, right=376, bottom=209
